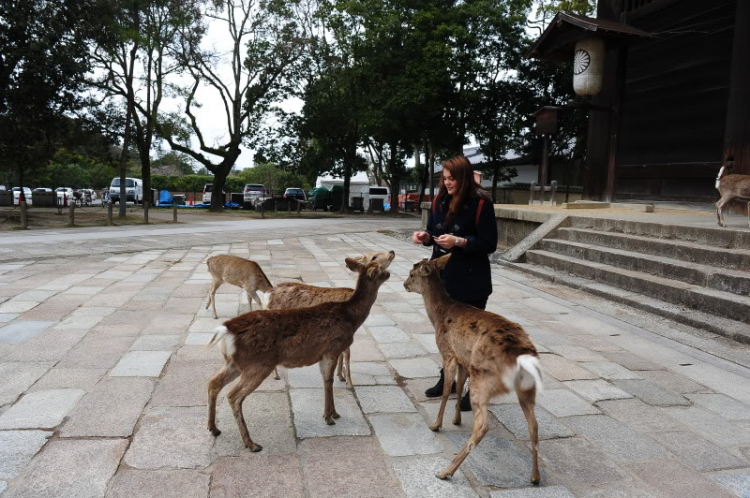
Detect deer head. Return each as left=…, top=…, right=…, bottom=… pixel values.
left=403, top=254, right=451, bottom=294
left=350, top=250, right=396, bottom=270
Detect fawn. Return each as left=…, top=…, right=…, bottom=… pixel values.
left=259, top=250, right=396, bottom=385
left=206, top=259, right=391, bottom=451
left=404, top=254, right=543, bottom=484
left=205, top=255, right=273, bottom=319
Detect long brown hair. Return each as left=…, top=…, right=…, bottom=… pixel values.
left=437, top=156, right=481, bottom=223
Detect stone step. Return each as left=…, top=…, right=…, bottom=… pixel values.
left=567, top=216, right=750, bottom=250
left=497, top=260, right=750, bottom=345
left=555, top=227, right=750, bottom=271
left=539, top=238, right=750, bottom=296
left=525, top=249, right=750, bottom=325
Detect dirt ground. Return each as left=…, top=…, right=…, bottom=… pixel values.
left=0, top=205, right=418, bottom=231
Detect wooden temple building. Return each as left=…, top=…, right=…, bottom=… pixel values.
left=529, top=0, right=749, bottom=202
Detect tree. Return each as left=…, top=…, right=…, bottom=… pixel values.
left=155, top=0, right=309, bottom=211
left=0, top=0, right=109, bottom=189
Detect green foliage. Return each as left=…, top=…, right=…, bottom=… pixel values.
left=41, top=149, right=119, bottom=190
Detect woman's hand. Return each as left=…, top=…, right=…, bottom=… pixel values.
left=412, top=231, right=431, bottom=244
left=434, top=234, right=460, bottom=249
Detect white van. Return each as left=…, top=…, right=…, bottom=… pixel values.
left=350, top=185, right=390, bottom=211
left=109, top=177, right=143, bottom=204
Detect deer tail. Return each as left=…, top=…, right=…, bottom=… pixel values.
left=258, top=290, right=272, bottom=310
left=716, top=166, right=726, bottom=190
left=516, top=354, right=544, bottom=393
left=207, top=325, right=235, bottom=358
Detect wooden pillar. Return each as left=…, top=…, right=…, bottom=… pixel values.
left=723, top=0, right=750, bottom=175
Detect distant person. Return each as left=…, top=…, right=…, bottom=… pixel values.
left=411, top=155, right=498, bottom=410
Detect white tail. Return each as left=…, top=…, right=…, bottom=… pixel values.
left=207, top=325, right=235, bottom=358
left=517, top=355, right=543, bottom=393
left=715, top=166, right=726, bottom=190
left=258, top=290, right=271, bottom=310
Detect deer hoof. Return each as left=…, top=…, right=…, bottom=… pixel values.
left=436, top=471, right=451, bottom=480
left=326, top=419, right=336, bottom=426
left=209, top=427, right=221, bottom=437
left=332, top=411, right=341, bottom=419
left=429, top=423, right=441, bottom=432
left=531, top=477, right=540, bottom=486
left=249, top=443, right=263, bottom=453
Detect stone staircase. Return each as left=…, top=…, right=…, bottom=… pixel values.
left=502, top=217, right=750, bottom=344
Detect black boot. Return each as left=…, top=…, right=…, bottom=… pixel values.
left=460, top=390, right=471, bottom=411
left=425, top=369, right=456, bottom=398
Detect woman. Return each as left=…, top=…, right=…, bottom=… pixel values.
left=412, top=155, right=498, bottom=410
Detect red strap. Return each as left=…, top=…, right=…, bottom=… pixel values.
left=432, top=194, right=439, bottom=214
left=475, top=199, right=484, bottom=226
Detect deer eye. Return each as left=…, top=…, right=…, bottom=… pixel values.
left=371, top=256, right=376, bottom=261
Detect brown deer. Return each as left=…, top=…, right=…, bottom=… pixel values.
left=715, top=163, right=750, bottom=227
left=205, top=255, right=273, bottom=319
left=259, top=250, right=396, bottom=386
left=404, top=254, right=543, bottom=485
left=206, top=259, right=391, bottom=452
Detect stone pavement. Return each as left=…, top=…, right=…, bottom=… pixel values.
left=1, top=221, right=750, bottom=497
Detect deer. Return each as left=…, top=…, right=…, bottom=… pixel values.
left=259, top=250, right=396, bottom=386
left=404, top=254, right=543, bottom=485
left=205, top=255, right=273, bottom=320
left=715, top=161, right=750, bottom=228
left=206, top=259, right=391, bottom=452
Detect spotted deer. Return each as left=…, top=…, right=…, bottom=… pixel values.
left=259, top=250, right=396, bottom=385
left=715, top=163, right=750, bottom=227
left=206, top=259, right=391, bottom=451
left=404, top=254, right=543, bottom=484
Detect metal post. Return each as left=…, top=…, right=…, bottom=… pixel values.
left=172, top=204, right=178, bottom=223
left=20, top=201, right=28, bottom=230
left=107, top=203, right=113, bottom=226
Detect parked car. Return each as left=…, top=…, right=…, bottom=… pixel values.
left=351, top=185, right=390, bottom=211
left=33, top=187, right=53, bottom=193
left=243, top=184, right=267, bottom=207
left=109, top=177, right=143, bottom=204
left=307, top=187, right=331, bottom=211
left=283, top=188, right=306, bottom=202
left=12, top=187, right=32, bottom=205
left=202, top=183, right=226, bottom=204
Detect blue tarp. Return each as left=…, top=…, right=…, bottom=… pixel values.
left=159, top=190, right=173, bottom=204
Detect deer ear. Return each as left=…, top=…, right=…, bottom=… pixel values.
left=433, top=254, right=451, bottom=270
left=366, top=263, right=381, bottom=279
left=418, top=263, right=432, bottom=277
left=345, top=258, right=364, bottom=272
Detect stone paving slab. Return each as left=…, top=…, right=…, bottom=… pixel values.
left=578, top=362, right=642, bottom=380
left=290, top=389, right=370, bottom=438
left=356, top=386, right=418, bottom=414
left=612, top=379, right=690, bottom=406
left=537, top=389, right=601, bottom=418
left=150, top=360, right=219, bottom=407
left=489, top=486, right=576, bottom=498
left=662, top=406, right=750, bottom=447
left=538, top=438, right=628, bottom=491
left=0, top=430, right=50, bottom=480
left=0, top=362, right=51, bottom=405
left=59, top=378, right=154, bottom=437
left=369, top=413, right=443, bottom=457
left=368, top=325, right=411, bottom=343
left=210, top=454, right=304, bottom=498
left=0, top=389, right=84, bottom=429
left=389, top=358, right=440, bottom=379
left=2, top=439, right=128, bottom=498
left=489, top=404, right=575, bottom=440
left=299, top=437, right=405, bottom=498
left=105, top=469, right=211, bottom=498
left=685, top=393, right=750, bottom=420
left=711, top=472, right=750, bottom=498
left=390, top=456, right=478, bottom=498
left=0, top=321, right=54, bottom=345
left=625, top=459, right=736, bottom=498
left=212, top=393, right=297, bottom=457
left=563, top=380, right=632, bottom=403
left=596, top=399, right=685, bottom=433
left=539, top=355, right=599, bottom=381
left=649, top=430, right=746, bottom=472
left=124, top=406, right=214, bottom=470
left=110, top=350, right=171, bottom=377
left=446, top=432, right=540, bottom=488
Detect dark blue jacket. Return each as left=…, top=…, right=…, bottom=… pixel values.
left=424, top=191, right=497, bottom=302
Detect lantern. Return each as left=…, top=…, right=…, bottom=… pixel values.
left=573, top=37, right=605, bottom=96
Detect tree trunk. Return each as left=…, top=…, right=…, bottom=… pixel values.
left=118, top=105, right=133, bottom=218
left=428, top=142, right=436, bottom=201
left=210, top=164, right=230, bottom=212
left=341, top=159, right=351, bottom=214
left=492, top=159, right=500, bottom=203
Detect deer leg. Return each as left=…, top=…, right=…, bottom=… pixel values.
left=453, top=364, right=468, bottom=426
left=207, top=362, right=240, bottom=436
left=226, top=367, right=271, bottom=452
left=716, top=195, right=732, bottom=227
left=344, top=348, right=353, bottom=388
left=245, top=290, right=254, bottom=313
left=272, top=367, right=280, bottom=381
left=518, top=386, right=541, bottom=486
left=429, top=360, right=457, bottom=432
left=437, top=378, right=490, bottom=480
left=747, top=201, right=750, bottom=228
left=206, top=280, right=216, bottom=311
left=336, top=353, right=346, bottom=382
left=209, top=280, right=222, bottom=318
left=319, top=355, right=340, bottom=424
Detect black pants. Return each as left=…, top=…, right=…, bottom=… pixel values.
left=452, top=296, right=487, bottom=311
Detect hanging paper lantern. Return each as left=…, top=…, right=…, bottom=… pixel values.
left=573, top=37, right=605, bottom=96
